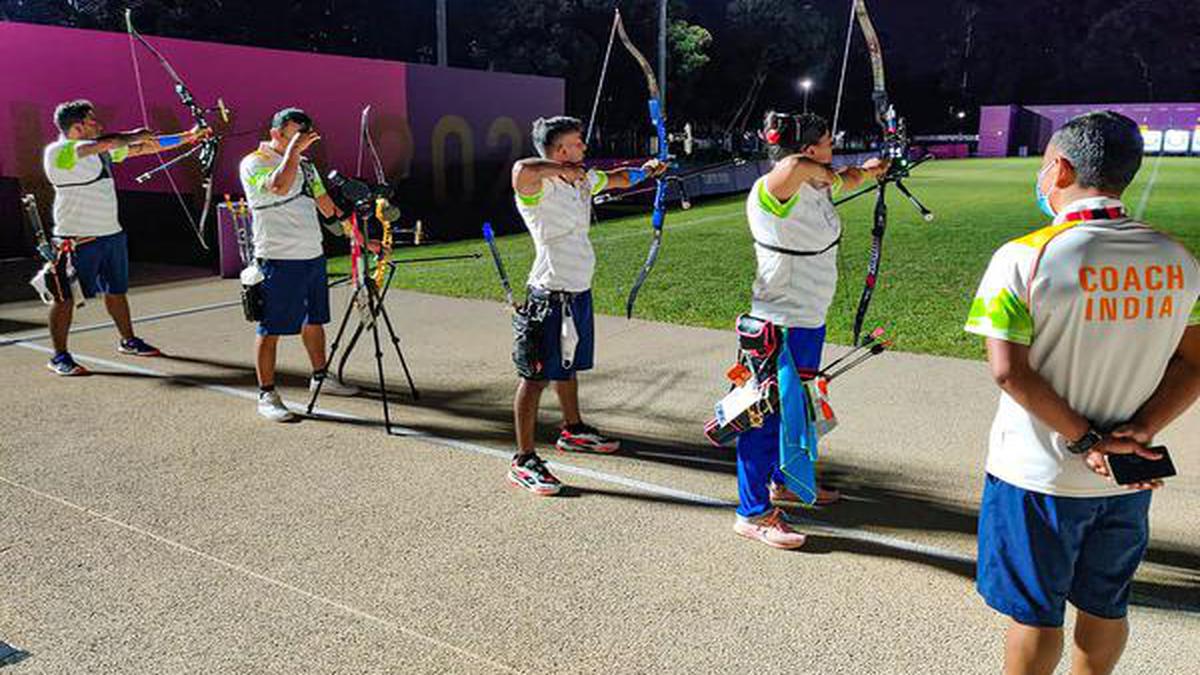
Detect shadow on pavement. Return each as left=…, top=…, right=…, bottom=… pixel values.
left=89, top=350, right=1200, bottom=614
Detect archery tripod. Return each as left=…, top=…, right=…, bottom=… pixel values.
left=307, top=227, right=481, bottom=435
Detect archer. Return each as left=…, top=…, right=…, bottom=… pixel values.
left=237, top=108, right=360, bottom=422
left=505, top=116, right=665, bottom=496
left=40, top=99, right=209, bottom=376
left=729, top=111, right=887, bottom=549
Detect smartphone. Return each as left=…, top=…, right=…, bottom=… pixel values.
left=1106, top=446, right=1176, bottom=485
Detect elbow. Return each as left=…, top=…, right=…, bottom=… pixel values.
left=989, top=363, right=1024, bottom=393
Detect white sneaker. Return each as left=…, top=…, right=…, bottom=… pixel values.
left=310, top=375, right=360, bottom=397
left=257, top=390, right=296, bottom=422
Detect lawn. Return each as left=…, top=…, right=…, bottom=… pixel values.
left=329, top=157, right=1199, bottom=360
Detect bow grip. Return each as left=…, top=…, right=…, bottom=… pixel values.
left=647, top=99, right=668, bottom=159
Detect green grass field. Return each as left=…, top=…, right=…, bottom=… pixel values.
left=330, top=157, right=1199, bottom=360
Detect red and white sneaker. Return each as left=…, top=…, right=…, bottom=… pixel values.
left=733, top=508, right=807, bottom=549
left=769, top=481, right=841, bottom=507
left=555, top=422, right=620, bottom=454
left=508, top=453, right=562, bottom=496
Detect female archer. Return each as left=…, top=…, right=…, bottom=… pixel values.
left=731, top=111, right=888, bottom=549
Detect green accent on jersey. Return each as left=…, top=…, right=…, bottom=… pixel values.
left=516, top=188, right=543, bottom=206
left=965, top=288, right=1034, bottom=345
left=1190, top=300, right=1200, bottom=326
left=756, top=180, right=801, bottom=219
left=55, top=142, right=79, bottom=170
left=1012, top=220, right=1079, bottom=249
left=309, top=172, right=326, bottom=198
left=589, top=170, right=609, bottom=196
left=110, top=146, right=129, bottom=163
left=245, top=167, right=274, bottom=194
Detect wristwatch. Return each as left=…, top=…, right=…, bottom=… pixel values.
left=1066, top=429, right=1103, bottom=455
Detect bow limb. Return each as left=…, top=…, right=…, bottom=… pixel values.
left=125, top=9, right=218, bottom=250
left=612, top=9, right=669, bottom=319
left=357, top=105, right=387, bottom=185
left=853, top=0, right=889, bottom=128
left=846, top=0, right=897, bottom=345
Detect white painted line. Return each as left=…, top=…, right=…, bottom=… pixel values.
left=0, top=298, right=242, bottom=347
left=0, top=474, right=523, bottom=675
left=1134, top=151, right=1164, bottom=220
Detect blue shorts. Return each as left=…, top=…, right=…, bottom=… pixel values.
left=977, top=474, right=1152, bottom=627
left=538, top=289, right=594, bottom=381
left=68, top=231, right=129, bottom=297
left=736, top=324, right=825, bottom=518
left=257, top=256, right=331, bottom=336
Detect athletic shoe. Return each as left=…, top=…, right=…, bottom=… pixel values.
left=117, top=337, right=161, bottom=357
left=733, top=508, right=807, bottom=549
left=309, top=375, right=360, bottom=397
left=508, top=452, right=562, bottom=496
left=46, top=352, right=89, bottom=376
left=555, top=422, right=620, bottom=453
left=769, top=481, right=842, bottom=507
left=257, top=390, right=296, bottom=422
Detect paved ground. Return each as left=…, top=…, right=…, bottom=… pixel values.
left=1, top=277, right=1197, bottom=674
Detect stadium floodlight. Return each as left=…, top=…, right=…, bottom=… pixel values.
left=798, top=78, right=813, bottom=112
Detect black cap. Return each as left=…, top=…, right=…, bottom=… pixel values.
left=271, top=107, right=312, bottom=131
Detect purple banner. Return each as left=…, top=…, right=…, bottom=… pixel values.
left=0, top=21, right=407, bottom=201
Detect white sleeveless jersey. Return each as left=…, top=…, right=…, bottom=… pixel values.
left=745, top=175, right=842, bottom=328
left=515, top=169, right=607, bottom=292
left=43, top=139, right=129, bottom=237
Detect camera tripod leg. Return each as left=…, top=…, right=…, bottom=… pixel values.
left=373, top=291, right=419, bottom=401
left=306, top=281, right=360, bottom=415
left=336, top=264, right=395, bottom=383
left=363, top=280, right=393, bottom=434
left=336, top=319, right=365, bottom=383
left=368, top=262, right=418, bottom=400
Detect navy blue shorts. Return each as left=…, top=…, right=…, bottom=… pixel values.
left=976, top=474, right=1152, bottom=627
left=67, top=231, right=129, bottom=297
left=537, top=289, right=594, bottom=381
left=735, top=324, right=825, bottom=518
left=257, top=256, right=331, bottom=336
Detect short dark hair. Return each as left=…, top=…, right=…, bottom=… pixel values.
left=762, top=111, right=829, bottom=162
left=271, top=107, right=312, bottom=132
left=54, top=100, right=95, bottom=133
left=531, top=116, right=583, bottom=157
left=1050, top=111, right=1143, bottom=194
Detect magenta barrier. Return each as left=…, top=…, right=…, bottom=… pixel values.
left=0, top=21, right=407, bottom=201
left=1, top=20, right=564, bottom=252
left=919, top=144, right=970, bottom=159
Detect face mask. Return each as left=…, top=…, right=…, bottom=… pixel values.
left=1034, top=161, right=1057, bottom=218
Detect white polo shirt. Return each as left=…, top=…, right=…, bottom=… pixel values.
left=745, top=175, right=842, bottom=328
left=42, top=138, right=128, bottom=237
left=965, top=197, right=1200, bottom=497
left=515, top=169, right=607, bottom=293
left=239, top=143, right=327, bottom=260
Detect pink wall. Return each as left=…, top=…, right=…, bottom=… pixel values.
left=0, top=21, right=408, bottom=200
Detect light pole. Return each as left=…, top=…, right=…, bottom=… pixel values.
left=800, top=78, right=813, bottom=113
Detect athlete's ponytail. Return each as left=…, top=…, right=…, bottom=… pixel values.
left=761, top=111, right=830, bottom=162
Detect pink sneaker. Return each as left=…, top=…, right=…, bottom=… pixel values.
left=733, top=508, right=807, bottom=549
left=769, top=481, right=841, bottom=507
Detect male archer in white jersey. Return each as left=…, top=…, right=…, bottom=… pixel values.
left=41, top=99, right=209, bottom=376
left=506, top=115, right=665, bottom=495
